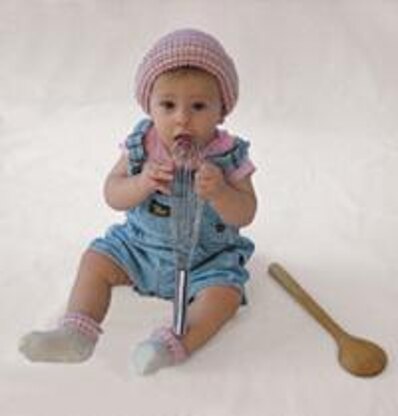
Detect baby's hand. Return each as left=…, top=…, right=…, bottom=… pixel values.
left=139, top=159, right=174, bottom=195
left=195, top=161, right=226, bottom=201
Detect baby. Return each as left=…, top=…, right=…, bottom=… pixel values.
left=19, top=28, right=257, bottom=375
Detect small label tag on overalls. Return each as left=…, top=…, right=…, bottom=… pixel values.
left=149, top=198, right=171, bottom=217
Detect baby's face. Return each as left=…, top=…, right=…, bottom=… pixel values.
left=149, top=68, right=223, bottom=152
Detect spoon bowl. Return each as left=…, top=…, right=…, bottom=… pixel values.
left=337, top=335, right=387, bottom=377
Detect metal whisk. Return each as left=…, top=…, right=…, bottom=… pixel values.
left=170, top=137, right=203, bottom=337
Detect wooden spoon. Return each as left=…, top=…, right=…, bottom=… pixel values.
left=268, top=263, right=387, bottom=377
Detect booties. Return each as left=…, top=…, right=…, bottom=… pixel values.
left=131, top=327, right=188, bottom=375
left=19, top=312, right=102, bottom=363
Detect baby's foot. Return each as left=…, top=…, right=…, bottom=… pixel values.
left=19, top=326, right=96, bottom=362
left=19, top=313, right=102, bottom=363
left=131, top=327, right=188, bottom=376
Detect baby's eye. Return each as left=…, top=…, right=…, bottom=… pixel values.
left=160, top=100, right=175, bottom=110
left=192, top=102, right=207, bottom=111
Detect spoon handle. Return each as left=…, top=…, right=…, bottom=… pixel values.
left=268, top=263, right=347, bottom=342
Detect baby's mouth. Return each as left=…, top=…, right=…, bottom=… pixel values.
left=171, top=135, right=201, bottom=167
left=174, top=133, right=193, bottom=142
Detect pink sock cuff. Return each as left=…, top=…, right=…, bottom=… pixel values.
left=151, top=327, right=188, bottom=364
left=60, top=312, right=103, bottom=343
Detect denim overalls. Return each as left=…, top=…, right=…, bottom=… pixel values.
left=90, top=119, right=255, bottom=302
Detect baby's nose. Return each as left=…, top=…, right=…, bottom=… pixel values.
left=175, top=108, right=191, bottom=125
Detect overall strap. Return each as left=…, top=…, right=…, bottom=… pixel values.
left=207, top=136, right=251, bottom=172
left=124, top=118, right=153, bottom=175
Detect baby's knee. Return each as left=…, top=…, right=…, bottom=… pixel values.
left=80, top=250, right=131, bottom=287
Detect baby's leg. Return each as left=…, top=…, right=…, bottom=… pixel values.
left=182, top=286, right=241, bottom=354
left=66, top=249, right=131, bottom=322
left=133, top=286, right=240, bottom=374
left=19, top=250, right=131, bottom=362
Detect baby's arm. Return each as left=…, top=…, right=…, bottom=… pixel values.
left=104, top=154, right=174, bottom=211
left=195, top=161, right=257, bottom=227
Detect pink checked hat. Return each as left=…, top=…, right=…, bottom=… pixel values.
left=134, top=28, right=239, bottom=115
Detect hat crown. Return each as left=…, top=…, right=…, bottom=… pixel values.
left=134, top=28, right=238, bottom=115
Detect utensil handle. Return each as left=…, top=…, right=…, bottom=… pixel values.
left=173, top=268, right=189, bottom=337
left=268, top=263, right=346, bottom=341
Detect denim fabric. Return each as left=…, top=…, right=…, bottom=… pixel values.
left=89, top=119, right=255, bottom=303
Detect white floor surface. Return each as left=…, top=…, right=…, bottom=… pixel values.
left=1, top=1, right=397, bottom=415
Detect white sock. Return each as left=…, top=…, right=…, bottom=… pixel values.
left=19, top=313, right=102, bottom=363
left=131, top=327, right=188, bottom=376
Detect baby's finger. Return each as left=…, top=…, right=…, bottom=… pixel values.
left=155, top=181, right=172, bottom=195
left=152, top=168, right=174, bottom=182
left=154, top=159, right=175, bottom=173
left=198, top=161, right=220, bottom=177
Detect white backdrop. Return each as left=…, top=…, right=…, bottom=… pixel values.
left=1, top=1, right=397, bottom=415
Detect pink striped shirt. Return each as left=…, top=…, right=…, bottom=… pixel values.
left=122, top=127, right=255, bottom=182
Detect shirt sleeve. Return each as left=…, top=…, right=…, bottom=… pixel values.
left=217, top=137, right=256, bottom=182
